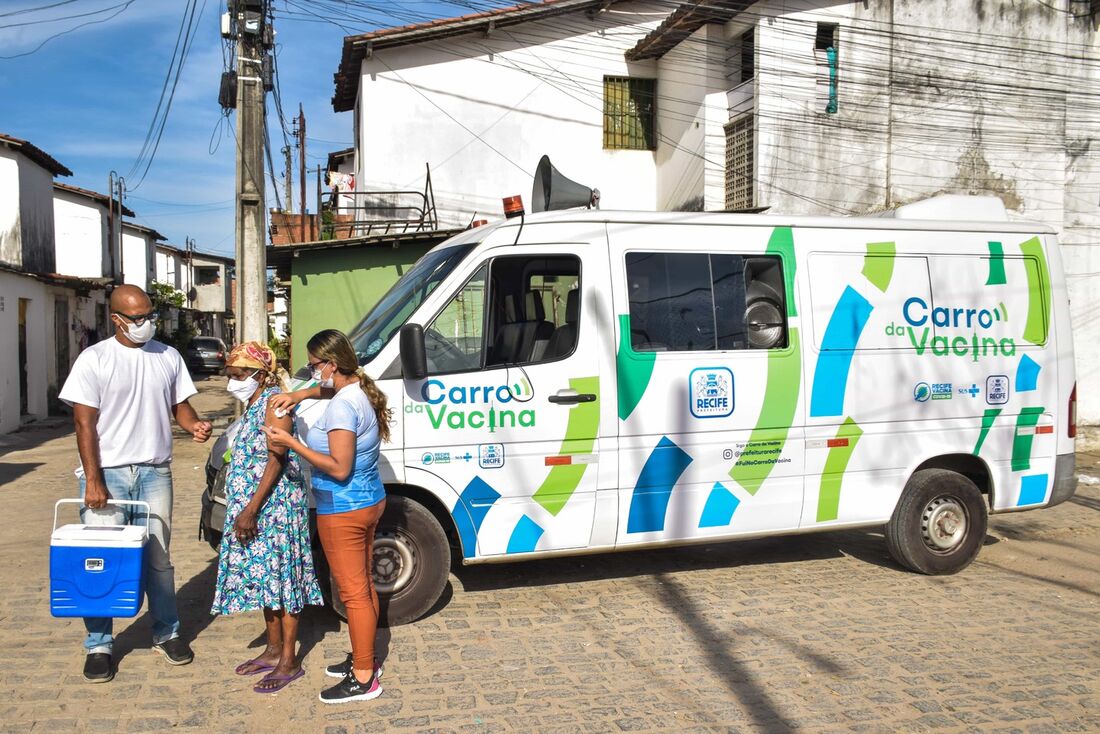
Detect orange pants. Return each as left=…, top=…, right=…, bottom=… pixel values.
left=317, top=500, right=386, bottom=671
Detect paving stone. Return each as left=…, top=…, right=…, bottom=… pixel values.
left=2, top=384, right=1099, bottom=732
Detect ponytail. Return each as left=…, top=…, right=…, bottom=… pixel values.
left=357, top=367, right=392, bottom=443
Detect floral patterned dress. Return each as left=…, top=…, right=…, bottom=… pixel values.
left=211, top=387, right=323, bottom=615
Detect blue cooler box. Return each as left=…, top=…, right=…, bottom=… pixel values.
left=50, top=500, right=148, bottom=618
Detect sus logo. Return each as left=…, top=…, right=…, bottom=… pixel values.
left=690, top=367, right=734, bottom=419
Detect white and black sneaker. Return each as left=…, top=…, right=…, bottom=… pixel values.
left=319, top=671, right=383, bottom=704
left=324, top=653, right=383, bottom=680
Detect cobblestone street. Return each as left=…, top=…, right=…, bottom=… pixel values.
left=1, top=376, right=1098, bottom=733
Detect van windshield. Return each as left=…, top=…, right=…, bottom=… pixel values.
left=348, top=243, right=476, bottom=364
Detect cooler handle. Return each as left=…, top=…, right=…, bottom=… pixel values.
left=53, top=499, right=152, bottom=532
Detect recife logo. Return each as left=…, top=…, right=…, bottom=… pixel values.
left=690, top=368, right=734, bottom=418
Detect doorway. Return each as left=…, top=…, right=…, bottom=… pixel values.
left=18, top=298, right=29, bottom=416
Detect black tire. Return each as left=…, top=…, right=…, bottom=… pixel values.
left=885, top=468, right=988, bottom=575
left=326, top=495, right=450, bottom=627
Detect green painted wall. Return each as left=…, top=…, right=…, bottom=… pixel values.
left=289, top=242, right=435, bottom=369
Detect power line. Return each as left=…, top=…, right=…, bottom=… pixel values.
left=0, top=0, right=137, bottom=59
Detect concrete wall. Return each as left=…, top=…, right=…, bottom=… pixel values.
left=121, top=228, right=156, bottom=290
left=42, top=286, right=107, bottom=415
left=355, top=1, right=666, bottom=228
left=0, top=271, right=49, bottom=433
left=0, top=149, right=19, bottom=267
left=751, top=0, right=891, bottom=214
left=188, top=255, right=230, bottom=314
left=18, top=157, right=56, bottom=274
left=53, top=191, right=108, bottom=278
left=1, top=148, right=57, bottom=272
left=655, top=24, right=729, bottom=211
left=155, top=248, right=182, bottom=289
left=289, top=242, right=435, bottom=368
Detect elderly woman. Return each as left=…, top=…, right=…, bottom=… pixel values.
left=211, top=341, right=322, bottom=694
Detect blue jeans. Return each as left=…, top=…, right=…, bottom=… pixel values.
left=79, top=464, right=180, bottom=654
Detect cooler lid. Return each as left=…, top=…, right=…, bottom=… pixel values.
left=51, top=523, right=147, bottom=547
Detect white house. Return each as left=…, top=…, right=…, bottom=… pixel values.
left=120, top=222, right=164, bottom=291
left=155, top=242, right=184, bottom=290
left=53, top=182, right=131, bottom=282
left=152, top=242, right=234, bottom=343
left=333, top=0, right=671, bottom=228
left=334, top=0, right=1100, bottom=422
left=0, top=133, right=109, bottom=433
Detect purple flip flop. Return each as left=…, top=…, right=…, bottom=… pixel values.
left=235, top=658, right=276, bottom=676
left=254, top=668, right=305, bottom=693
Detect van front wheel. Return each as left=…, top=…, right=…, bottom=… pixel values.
left=373, top=495, right=450, bottom=627
left=885, top=469, right=988, bottom=575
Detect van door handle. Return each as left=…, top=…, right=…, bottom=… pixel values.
left=548, top=390, right=596, bottom=405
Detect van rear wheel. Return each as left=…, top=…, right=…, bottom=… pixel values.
left=885, top=469, right=987, bottom=575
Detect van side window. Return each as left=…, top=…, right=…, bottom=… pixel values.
left=425, top=255, right=581, bottom=374
left=625, top=252, right=787, bottom=352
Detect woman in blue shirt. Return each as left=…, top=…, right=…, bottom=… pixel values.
left=263, top=329, right=392, bottom=704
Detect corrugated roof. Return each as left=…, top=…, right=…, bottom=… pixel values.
left=327, top=147, right=354, bottom=172
left=0, top=132, right=72, bottom=177
left=54, top=181, right=136, bottom=217
left=625, top=0, right=750, bottom=61
left=332, top=0, right=621, bottom=112
left=266, top=228, right=464, bottom=279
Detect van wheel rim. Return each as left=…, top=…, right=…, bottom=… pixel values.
left=921, top=496, right=967, bottom=552
left=373, top=531, right=416, bottom=594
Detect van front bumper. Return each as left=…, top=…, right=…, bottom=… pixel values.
left=1047, top=452, right=1078, bottom=507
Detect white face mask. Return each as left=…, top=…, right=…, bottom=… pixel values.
left=227, top=372, right=261, bottom=403
left=120, top=318, right=155, bottom=344
left=311, top=362, right=334, bottom=389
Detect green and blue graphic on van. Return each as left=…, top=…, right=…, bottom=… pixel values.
left=689, top=367, right=734, bottom=419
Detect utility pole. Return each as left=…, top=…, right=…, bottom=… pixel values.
left=297, top=104, right=307, bottom=241
left=282, top=145, right=293, bottom=212
left=185, top=237, right=194, bottom=309
left=228, top=0, right=273, bottom=344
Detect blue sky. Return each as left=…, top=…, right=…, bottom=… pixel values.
left=0, top=0, right=494, bottom=258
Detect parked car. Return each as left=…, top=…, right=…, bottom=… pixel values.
left=184, top=337, right=226, bottom=374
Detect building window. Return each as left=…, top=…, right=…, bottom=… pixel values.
left=739, top=28, right=754, bottom=83
left=724, top=113, right=754, bottom=211
left=194, top=266, right=220, bottom=286
left=625, top=252, right=787, bottom=352
left=603, top=76, right=656, bottom=150
left=815, top=22, right=839, bottom=114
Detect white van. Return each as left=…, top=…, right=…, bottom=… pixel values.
left=304, top=195, right=1077, bottom=624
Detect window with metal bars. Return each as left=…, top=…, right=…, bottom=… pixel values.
left=724, top=114, right=754, bottom=210
left=603, top=76, right=656, bottom=151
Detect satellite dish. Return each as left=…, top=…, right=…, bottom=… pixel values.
left=532, top=155, right=600, bottom=213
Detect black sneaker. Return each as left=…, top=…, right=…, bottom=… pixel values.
left=152, top=638, right=194, bottom=666
left=319, top=671, right=383, bottom=704
left=325, top=653, right=383, bottom=680
left=83, top=653, right=113, bottom=683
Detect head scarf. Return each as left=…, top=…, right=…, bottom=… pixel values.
left=226, top=341, right=287, bottom=389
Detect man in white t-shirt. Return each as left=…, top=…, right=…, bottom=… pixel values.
left=59, top=285, right=212, bottom=683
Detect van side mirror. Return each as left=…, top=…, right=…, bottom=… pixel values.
left=399, top=323, right=428, bottom=380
